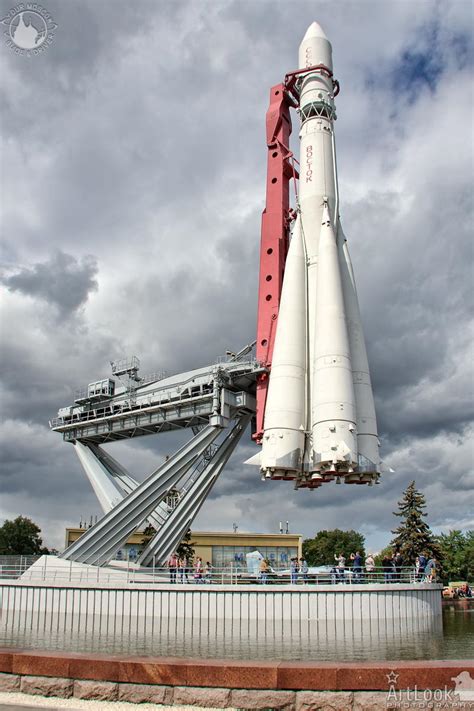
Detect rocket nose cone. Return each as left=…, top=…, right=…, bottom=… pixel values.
left=302, top=21, right=328, bottom=42
left=299, top=20, right=332, bottom=71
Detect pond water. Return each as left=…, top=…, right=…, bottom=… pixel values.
left=0, top=601, right=472, bottom=661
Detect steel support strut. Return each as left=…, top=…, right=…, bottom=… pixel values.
left=139, top=414, right=251, bottom=566
left=75, top=443, right=173, bottom=529
left=61, top=425, right=221, bottom=565
left=73, top=441, right=124, bottom=513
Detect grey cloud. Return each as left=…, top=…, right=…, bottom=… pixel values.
left=0, top=291, right=120, bottom=430
left=0, top=0, right=472, bottom=551
left=2, top=251, right=98, bottom=317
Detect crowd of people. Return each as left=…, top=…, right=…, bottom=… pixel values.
left=167, top=550, right=440, bottom=584
left=167, top=553, right=213, bottom=583
left=330, top=550, right=438, bottom=584
left=332, top=551, right=366, bottom=583
left=259, top=556, right=309, bottom=584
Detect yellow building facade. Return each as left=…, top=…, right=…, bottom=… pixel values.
left=65, top=528, right=302, bottom=568
left=191, top=531, right=302, bottom=568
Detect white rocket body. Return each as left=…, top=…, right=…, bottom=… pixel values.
left=260, top=216, right=307, bottom=476
left=252, top=22, right=380, bottom=487
left=310, top=205, right=358, bottom=471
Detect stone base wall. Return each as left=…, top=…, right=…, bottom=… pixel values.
left=0, top=652, right=473, bottom=711
left=3, top=674, right=474, bottom=710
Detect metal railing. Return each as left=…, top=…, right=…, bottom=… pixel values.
left=0, top=556, right=41, bottom=575
left=49, top=389, right=215, bottom=429
left=49, top=359, right=259, bottom=430
left=140, top=370, right=167, bottom=385
left=0, top=560, right=438, bottom=586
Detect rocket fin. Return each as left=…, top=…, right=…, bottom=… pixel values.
left=244, top=451, right=261, bottom=466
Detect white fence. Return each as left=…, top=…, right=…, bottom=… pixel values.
left=0, top=579, right=442, bottom=625
left=0, top=582, right=445, bottom=661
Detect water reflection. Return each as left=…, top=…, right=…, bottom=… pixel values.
left=1, top=604, right=472, bottom=661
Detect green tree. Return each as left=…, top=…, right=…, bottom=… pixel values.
left=374, top=545, right=393, bottom=569
left=141, top=523, right=156, bottom=546
left=176, top=529, right=195, bottom=562
left=303, top=529, right=365, bottom=566
left=0, top=516, right=48, bottom=555
left=436, top=530, right=474, bottom=583
left=465, top=531, right=474, bottom=582
left=390, top=481, right=441, bottom=565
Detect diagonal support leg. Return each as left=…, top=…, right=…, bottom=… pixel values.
left=89, top=445, right=173, bottom=529
left=73, top=441, right=125, bottom=513
left=61, top=425, right=221, bottom=565
left=89, top=445, right=143, bottom=496
left=74, top=443, right=180, bottom=529
left=139, top=415, right=250, bottom=566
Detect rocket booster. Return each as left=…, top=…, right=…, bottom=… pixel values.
left=250, top=22, right=380, bottom=488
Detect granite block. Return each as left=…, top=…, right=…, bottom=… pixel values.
left=174, top=685, right=232, bottom=707
left=0, top=672, right=20, bottom=692
left=118, top=682, right=174, bottom=704
left=118, top=657, right=188, bottom=685
left=74, top=679, right=118, bottom=700
left=20, top=674, right=73, bottom=698
left=295, top=690, right=353, bottom=711
left=231, top=688, right=296, bottom=710
left=187, top=660, right=279, bottom=689
left=278, top=662, right=338, bottom=690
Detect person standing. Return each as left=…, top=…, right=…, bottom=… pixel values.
left=334, top=553, right=346, bottom=583
left=393, top=550, right=404, bottom=582
left=382, top=553, right=393, bottom=583
left=194, top=557, right=203, bottom=582
left=416, top=553, right=427, bottom=582
left=168, top=553, right=178, bottom=583
left=365, top=553, right=375, bottom=582
left=204, top=561, right=213, bottom=583
left=290, top=557, right=299, bottom=584
left=424, top=557, right=437, bottom=582
left=351, top=551, right=362, bottom=583
left=300, top=557, right=309, bottom=584
left=260, top=558, right=269, bottom=585
left=178, top=557, right=187, bottom=583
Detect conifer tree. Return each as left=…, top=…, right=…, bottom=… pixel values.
left=391, top=481, right=441, bottom=565
left=176, top=529, right=195, bottom=563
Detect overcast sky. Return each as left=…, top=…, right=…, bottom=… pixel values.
left=0, top=0, right=472, bottom=554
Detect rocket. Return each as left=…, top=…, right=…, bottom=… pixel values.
left=249, top=22, right=380, bottom=488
